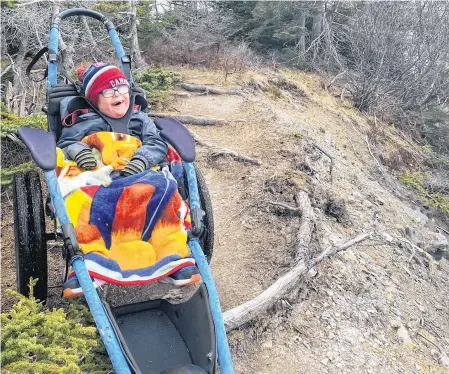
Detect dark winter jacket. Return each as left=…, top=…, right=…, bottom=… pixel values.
left=56, top=96, right=167, bottom=169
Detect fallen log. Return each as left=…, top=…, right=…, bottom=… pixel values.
left=149, top=112, right=225, bottom=126
left=294, top=191, right=315, bottom=259
left=179, top=83, right=245, bottom=96
left=223, top=232, right=373, bottom=332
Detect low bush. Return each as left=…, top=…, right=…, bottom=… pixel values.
left=400, top=170, right=449, bottom=215
left=135, top=67, right=180, bottom=103
left=1, top=279, right=111, bottom=374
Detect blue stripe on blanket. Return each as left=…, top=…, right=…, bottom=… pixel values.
left=84, top=252, right=194, bottom=277
left=89, top=170, right=177, bottom=248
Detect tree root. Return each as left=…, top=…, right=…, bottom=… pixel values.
left=150, top=112, right=226, bottom=126
left=210, top=148, right=261, bottom=165
left=223, top=231, right=373, bottom=331
left=191, top=131, right=262, bottom=165
left=179, top=83, right=245, bottom=96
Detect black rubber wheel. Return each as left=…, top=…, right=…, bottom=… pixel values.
left=13, top=170, right=48, bottom=301
left=195, top=166, right=214, bottom=263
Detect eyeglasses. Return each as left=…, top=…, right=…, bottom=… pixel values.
left=101, top=85, right=129, bottom=98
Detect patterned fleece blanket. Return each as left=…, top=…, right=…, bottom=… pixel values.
left=57, top=132, right=195, bottom=285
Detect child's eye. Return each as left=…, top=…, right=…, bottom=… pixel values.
left=101, top=85, right=129, bottom=98
left=101, top=89, right=115, bottom=98
left=117, top=85, right=129, bottom=94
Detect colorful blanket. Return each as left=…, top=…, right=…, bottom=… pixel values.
left=57, top=132, right=195, bottom=285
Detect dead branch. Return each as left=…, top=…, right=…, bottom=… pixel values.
left=294, top=191, right=315, bottom=258
left=393, top=236, right=438, bottom=268
left=179, top=83, right=245, bottom=96
left=313, top=144, right=334, bottom=182
left=0, top=65, right=12, bottom=78
left=149, top=112, right=226, bottom=126
left=223, top=232, right=373, bottom=331
left=191, top=131, right=262, bottom=166
left=365, top=135, right=384, bottom=171
left=210, top=148, right=261, bottom=165
left=436, top=226, right=449, bottom=236
left=267, top=201, right=299, bottom=214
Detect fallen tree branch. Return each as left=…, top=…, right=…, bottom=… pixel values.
left=363, top=135, right=407, bottom=200
left=393, top=236, right=438, bottom=268
left=313, top=144, right=334, bottom=182
left=294, top=191, right=315, bottom=258
left=223, top=232, right=373, bottom=331
left=365, top=135, right=384, bottom=171
left=191, top=131, right=262, bottom=166
left=179, top=83, right=245, bottom=96
left=149, top=112, right=225, bottom=126
left=436, top=225, right=449, bottom=236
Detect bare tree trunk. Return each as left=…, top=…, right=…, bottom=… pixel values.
left=310, top=5, right=324, bottom=42
left=61, top=23, right=79, bottom=73
left=82, top=16, right=99, bottom=54
left=153, top=0, right=158, bottom=17
left=297, top=12, right=306, bottom=56
left=19, top=91, right=27, bottom=116
left=128, top=0, right=144, bottom=67
left=6, top=81, right=13, bottom=112
left=52, top=0, right=61, bottom=19
left=12, top=37, right=28, bottom=114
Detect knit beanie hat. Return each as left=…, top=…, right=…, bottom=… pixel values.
left=76, top=62, right=129, bottom=107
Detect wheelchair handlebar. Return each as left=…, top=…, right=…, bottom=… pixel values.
left=52, top=8, right=114, bottom=31
left=48, top=8, right=128, bottom=88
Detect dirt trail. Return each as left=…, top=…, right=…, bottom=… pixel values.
left=171, top=68, right=449, bottom=374
left=1, top=67, right=448, bottom=374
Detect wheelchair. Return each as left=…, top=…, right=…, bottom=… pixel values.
left=13, top=8, right=233, bottom=374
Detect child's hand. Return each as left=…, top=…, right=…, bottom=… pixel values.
left=74, top=149, right=97, bottom=171
left=121, top=158, right=146, bottom=176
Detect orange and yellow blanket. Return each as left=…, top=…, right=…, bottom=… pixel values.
left=57, top=132, right=195, bottom=285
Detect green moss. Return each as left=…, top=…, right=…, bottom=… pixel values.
left=0, top=112, right=47, bottom=138
left=135, top=68, right=180, bottom=102
left=1, top=279, right=112, bottom=374
left=401, top=170, right=449, bottom=214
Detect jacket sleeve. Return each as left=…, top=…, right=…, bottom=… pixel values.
left=131, top=113, right=168, bottom=168
left=56, top=123, right=91, bottom=161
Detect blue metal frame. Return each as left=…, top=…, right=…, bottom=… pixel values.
left=184, top=162, right=234, bottom=374
left=46, top=9, right=134, bottom=374
left=44, top=171, right=131, bottom=374
left=43, top=8, right=234, bottom=374
left=47, top=8, right=130, bottom=88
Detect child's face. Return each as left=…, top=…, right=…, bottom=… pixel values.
left=97, top=89, right=130, bottom=119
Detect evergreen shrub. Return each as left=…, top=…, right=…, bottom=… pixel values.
left=135, top=68, right=179, bottom=102
left=1, top=279, right=111, bottom=374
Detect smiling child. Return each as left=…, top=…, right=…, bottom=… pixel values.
left=57, top=62, right=167, bottom=176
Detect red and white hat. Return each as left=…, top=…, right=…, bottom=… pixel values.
left=76, top=62, right=129, bottom=107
